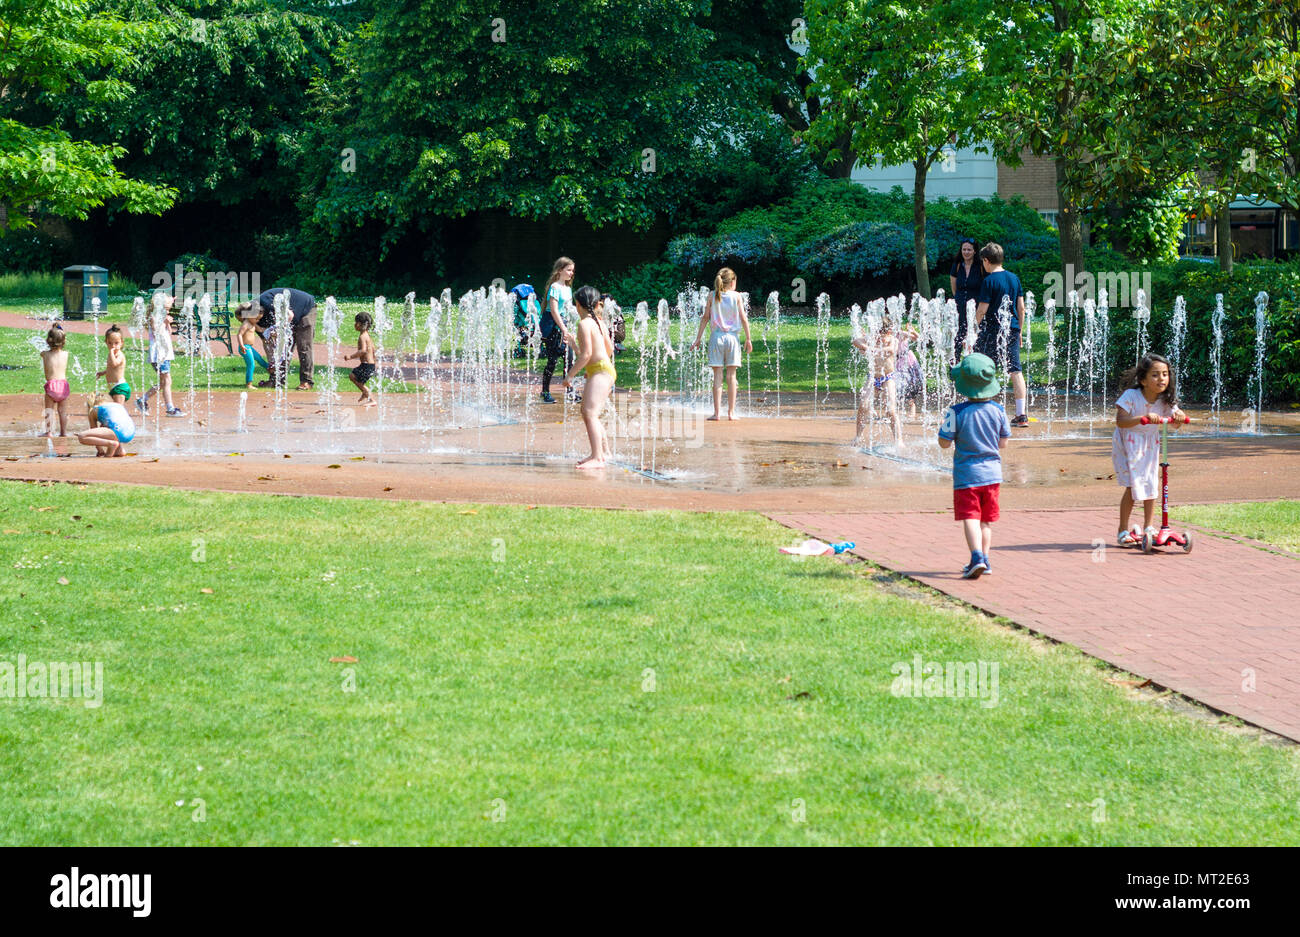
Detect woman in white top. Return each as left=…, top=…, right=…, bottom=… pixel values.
left=690, top=267, right=752, bottom=420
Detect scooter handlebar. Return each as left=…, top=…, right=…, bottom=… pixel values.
left=1139, top=415, right=1193, bottom=425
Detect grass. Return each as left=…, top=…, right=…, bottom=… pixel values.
left=1177, top=500, right=1300, bottom=553
left=1, top=482, right=1297, bottom=845
left=0, top=271, right=137, bottom=299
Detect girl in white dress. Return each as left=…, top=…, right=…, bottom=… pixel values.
left=1113, top=354, right=1186, bottom=545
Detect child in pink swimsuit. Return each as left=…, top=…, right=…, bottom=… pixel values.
left=40, top=324, right=71, bottom=437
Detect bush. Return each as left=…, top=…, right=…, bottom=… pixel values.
left=792, top=221, right=915, bottom=282
left=1101, top=260, right=1300, bottom=404
left=606, top=260, right=690, bottom=308
left=0, top=229, right=71, bottom=273
left=160, top=252, right=231, bottom=279
left=686, top=180, right=1063, bottom=298
left=665, top=228, right=784, bottom=269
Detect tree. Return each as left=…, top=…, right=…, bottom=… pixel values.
left=803, top=0, right=1004, bottom=296
left=698, top=0, right=855, bottom=177
left=990, top=1, right=1150, bottom=284
left=304, top=0, right=722, bottom=254
left=1068, top=0, right=1300, bottom=273
left=0, top=0, right=175, bottom=232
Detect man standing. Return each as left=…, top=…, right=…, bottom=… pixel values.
left=973, top=243, right=1028, bottom=427
left=238, top=287, right=316, bottom=389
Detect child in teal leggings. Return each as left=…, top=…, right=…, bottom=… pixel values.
left=236, top=306, right=269, bottom=388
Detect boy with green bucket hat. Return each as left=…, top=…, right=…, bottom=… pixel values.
left=938, top=353, right=1011, bottom=579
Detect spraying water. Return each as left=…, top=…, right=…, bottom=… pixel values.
left=1133, top=289, right=1151, bottom=366
left=1249, top=291, right=1269, bottom=430
left=1044, top=297, right=1057, bottom=432
left=763, top=291, right=782, bottom=417
left=89, top=296, right=102, bottom=380
left=319, top=296, right=342, bottom=445
left=1210, top=293, right=1225, bottom=431
left=198, top=292, right=214, bottom=452
left=813, top=293, right=832, bottom=414
left=373, top=295, right=390, bottom=453
left=271, top=291, right=292, bottom=453
left=1169, top=295, right=1187, bottom=391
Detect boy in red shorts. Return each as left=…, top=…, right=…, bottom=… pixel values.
left=938, top=353, right=1011, bottom=579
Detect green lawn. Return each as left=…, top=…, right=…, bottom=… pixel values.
left=1177, top=500, right=1300, bottom=553
left=1, top=482, right=1296, bottom=845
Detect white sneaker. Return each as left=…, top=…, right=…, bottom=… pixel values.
left=1117, top=529, right=1137, bottom=547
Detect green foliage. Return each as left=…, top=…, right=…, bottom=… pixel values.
left=604, top=260, right=690, bottom=308
left=46, top=0, right=343, bottom=205
left=663, top=179, right=1061, bottom=299
left=160, top=252, right=230, bottom=277
left=1074, top=1, right=1300, bottom=215
left=802, top=0, right=1010, bottom=291
left=1107, top=260, right=1300, bottom=404
left=0, top=227, right=70, bottom=272
left=304, top=0, right=717, bottom=249
left=1090, top=189, right=1190, bottom=263
left=0, top=0, right=177, bottom=226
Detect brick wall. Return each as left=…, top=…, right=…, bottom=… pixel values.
left=997, top=150, right=1059, bottom=211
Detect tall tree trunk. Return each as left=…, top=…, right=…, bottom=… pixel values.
left=1055, top=156, right=1084, bottom=285
left=823, top=132, right=855, bottom=179
left=1216, top=203, right=1233, bottom=273
left=913, top=159, right=930, bottom=298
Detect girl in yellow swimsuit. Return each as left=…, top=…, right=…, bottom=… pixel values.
left=562, top=285, right=616, bottom=469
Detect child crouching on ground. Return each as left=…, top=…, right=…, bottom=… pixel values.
left=76, top=393, right=136, bottom=457
left=938, top=353, right=1011, bottom=579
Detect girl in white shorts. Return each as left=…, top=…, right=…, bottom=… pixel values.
left=689, top=267, right=752, bottom=420
left=1112, top=354, right=1185, bottom=545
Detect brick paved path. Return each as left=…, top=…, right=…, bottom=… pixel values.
left=769, top=508, right=1300, bottom=741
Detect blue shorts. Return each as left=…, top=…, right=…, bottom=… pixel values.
left=151, top=360, right=171, bottom=374
left=975, top=328, right=1021, bottom=373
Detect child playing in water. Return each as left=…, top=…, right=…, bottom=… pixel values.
left=561, top=285, right=616, bottom=469
left=344, top=312, right=377, bottom=407
left=852, top=310, right=918, bottom=448
left=690, top=267, right=752, bottom=421
left=938, top=353, right=1011, bottom=579
left=76, top=392, right=135, bottom=457
left=1113, top=354, right=1186, bottom=545
left=897, top=323, right=923, bottom=419
left=138, top=297, right=184, bottom=417
left=40, top=324, right=70, bottom=437
left=97, top=325, right=130, bottom=404
left=235, top=305, right=269, bottom=390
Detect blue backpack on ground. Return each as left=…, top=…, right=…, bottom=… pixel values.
left=510, top=284, right=541, bottom=331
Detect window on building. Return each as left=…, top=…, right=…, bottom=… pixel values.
left=1037, top=210, right=1059, bottom=228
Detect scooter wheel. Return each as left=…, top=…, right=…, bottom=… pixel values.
left=1182, top=532, right=1193, bottom=554
left=1142, top=531, right=1154, bottom=554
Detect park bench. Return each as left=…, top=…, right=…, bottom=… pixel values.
left=136, top=285, right=235, bottom=355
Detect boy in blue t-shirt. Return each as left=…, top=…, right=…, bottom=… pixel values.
left=974, top=242, right=1029, bottom=427
left=938, top=353, right=1011, bottom=579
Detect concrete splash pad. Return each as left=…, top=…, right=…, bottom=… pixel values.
left=3, top=388, right=1299, bottom=512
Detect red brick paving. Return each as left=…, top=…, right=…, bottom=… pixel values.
left=768, top=507, right=1300, bottom=742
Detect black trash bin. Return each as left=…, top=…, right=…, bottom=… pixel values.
left=63, top=265, right=109, bottom=320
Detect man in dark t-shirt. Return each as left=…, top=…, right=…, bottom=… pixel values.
left=237, top=287, right=317, bottom=389
left=974, top=243, right=1028, bottom=426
